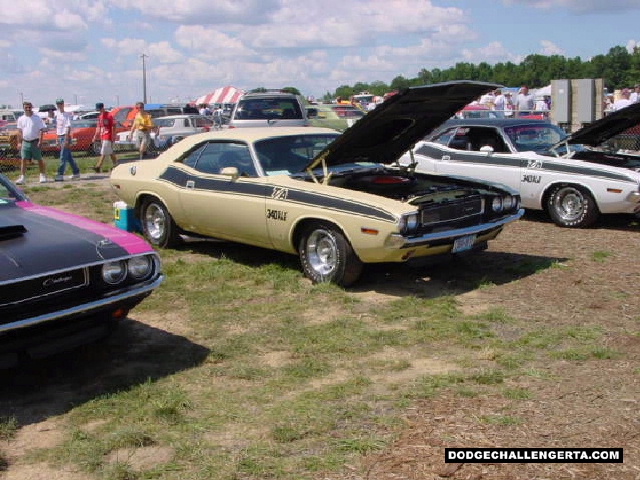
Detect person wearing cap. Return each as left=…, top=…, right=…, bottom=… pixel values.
left=92, top=102, right=118, bottom=172
left=129, top=102, right=156, bottom=159
left=54, top=99, right=81, bottom=181
left=15, top=101, right=49, bottom=184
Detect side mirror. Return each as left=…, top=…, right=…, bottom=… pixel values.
left=220, top=166, right=239, bottom=179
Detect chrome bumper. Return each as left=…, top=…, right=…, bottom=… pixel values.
left=389, top=209, right=524, bottom=248
left=0, top=274, right=164, bottom=333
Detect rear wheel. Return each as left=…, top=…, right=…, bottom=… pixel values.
left=547, top=184, right=599, bottom=228
left=298, top=222, right=363, bottom=287
left=140, top=198, right=182, bottom=247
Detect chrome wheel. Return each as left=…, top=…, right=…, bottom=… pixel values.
left=298, top=222, right=363, bottom=286
left=144, top=202, right=167, bottom=242
left=547, top=185, right=599, bottom=228
left=305, top=228, right=338, bottom=278
left=140, top=198, right=181, bottom=247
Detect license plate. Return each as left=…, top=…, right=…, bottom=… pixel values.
left=452, top=234, right=476, bottom=253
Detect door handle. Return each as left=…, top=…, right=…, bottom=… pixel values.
left=186, top=180, right=195, bottom=189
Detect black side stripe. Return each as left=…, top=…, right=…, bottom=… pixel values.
left=158, top=167, right=397, bottom=223
left=416, top=145, right=637, bottom=184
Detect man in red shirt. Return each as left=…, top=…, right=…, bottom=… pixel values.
left=92, top=102, right=118, bottom=173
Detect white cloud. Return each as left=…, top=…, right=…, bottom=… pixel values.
left=540, top=40, right=565, bottom=56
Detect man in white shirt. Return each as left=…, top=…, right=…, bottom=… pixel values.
left=515, top=85, right=535, bottom=117
left=54, top=98, right=81, bottom=181
left=15, top=101, right=49, bottom=184
left=630, top=85, right=640, bottom=103
left=493, top=89, right=506, bottom=118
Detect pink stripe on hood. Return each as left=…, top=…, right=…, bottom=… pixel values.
left=17, top=201, right=153, bottom=255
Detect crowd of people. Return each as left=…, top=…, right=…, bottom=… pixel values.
left=13, top=100, right=156, bottom=184
left=198, top=103, right=225, bottom=128
left=604, top=84, right=640, bottom=113
left=469, top=85, right=551, bottom=118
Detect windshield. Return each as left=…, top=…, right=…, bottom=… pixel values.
left=255, top=134, right=339, bottom=175
left=504, top=124, right=568, bottom=152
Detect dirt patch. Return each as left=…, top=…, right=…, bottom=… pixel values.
left=324, top=213, right=640, bottom=480
left=105, top=446, right=175, bottom=471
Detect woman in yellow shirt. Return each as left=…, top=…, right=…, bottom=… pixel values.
left=130, top=102, right=157, bottom=159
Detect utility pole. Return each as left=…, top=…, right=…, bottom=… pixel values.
left=141, top=54, right=148, bottom=104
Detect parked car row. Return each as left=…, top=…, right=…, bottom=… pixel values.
left=3, top=81, right=640, bottom=367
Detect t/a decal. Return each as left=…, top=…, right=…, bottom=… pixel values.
left=271, top=187, right=289, bottom=200
left=522, top=174, right=541, bottom=183
left=267, top=209, right=288, bottom=221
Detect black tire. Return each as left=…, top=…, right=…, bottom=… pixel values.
left=547, top=184, right=599, bottom=228
left=140, top=197, right=182, bottom=248
left=298, top=222, right=363, bottom=287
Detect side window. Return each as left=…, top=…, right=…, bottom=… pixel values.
left=468, top=127, right=508, bottom=152
left=180, top=143, right=219, bottom=174
left=217, top=143, right=256, bottom=177
left=182, top=142, right=256, bottom=176
left=431, top=127, right=457, bottom=146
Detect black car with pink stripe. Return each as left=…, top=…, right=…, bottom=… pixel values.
left=0, top=174, right=163, bottom=367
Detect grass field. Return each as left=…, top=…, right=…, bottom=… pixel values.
left=0, top=179, right=638, bottom=480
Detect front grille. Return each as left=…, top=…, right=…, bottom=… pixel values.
left=420, top=196, right=484, bottom=227
left=0, top=268, right=89, bottom=307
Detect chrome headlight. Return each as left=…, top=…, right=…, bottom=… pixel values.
left=502, top=195, right=513, bottom=210
left=491, top=197, right=503, bottom=212
left=127, top=255, right=154, bottom=280
left=102, top=261, right=127, bottom=284
left=399, top=212, right=419, bottom=235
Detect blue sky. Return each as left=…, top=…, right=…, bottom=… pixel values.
left=1, top=0, right=639, bottom=109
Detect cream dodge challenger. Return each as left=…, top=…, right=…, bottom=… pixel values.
left=111, top=81, right=523, bottom=286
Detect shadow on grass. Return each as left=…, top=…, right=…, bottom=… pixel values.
left=351, top=250, right=568, bottom=298
left=0, top=318, right=209, bottom=427
left=175, top=236, right=566, bottom=298
left=523, top=209, right=640, bottom=232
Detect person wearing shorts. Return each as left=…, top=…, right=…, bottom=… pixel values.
left=92, top=102, right=118, bottom=173
left=130, top=102, right=156, bottom=159
left=15, top=101, right=49, bottom=184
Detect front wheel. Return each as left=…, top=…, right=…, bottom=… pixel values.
left=140, top=198, right=182, bottom=248
left=547, top=184, right=599, bottom=228
left=298, top=222, right=363, bottom=287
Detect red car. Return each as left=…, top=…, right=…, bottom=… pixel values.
left=40, top=119, right=100, bottom=155
left=41, top=119, right=128, bottom=155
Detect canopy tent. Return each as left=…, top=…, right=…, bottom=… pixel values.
left=194, top=86, right=245, bottom=106
left=534, top=84, right=551, bottom=98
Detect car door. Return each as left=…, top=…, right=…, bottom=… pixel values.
left=423, top=125, right=522, bottom=191
left=175, top=140, right=272, bottom=247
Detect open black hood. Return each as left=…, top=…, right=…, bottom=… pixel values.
left=307, top=81, right=501, bottom=170
left=567, top=102, right=640, bottom=146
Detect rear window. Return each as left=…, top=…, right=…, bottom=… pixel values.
left=155, top=118, right=175, bottom=128
left=234, top=97, right=303, bottom=121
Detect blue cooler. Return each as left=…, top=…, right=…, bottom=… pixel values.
left=114, top=201, right=141, bottom=232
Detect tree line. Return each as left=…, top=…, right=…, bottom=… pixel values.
left=324, top=45, right=640, bottom=102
